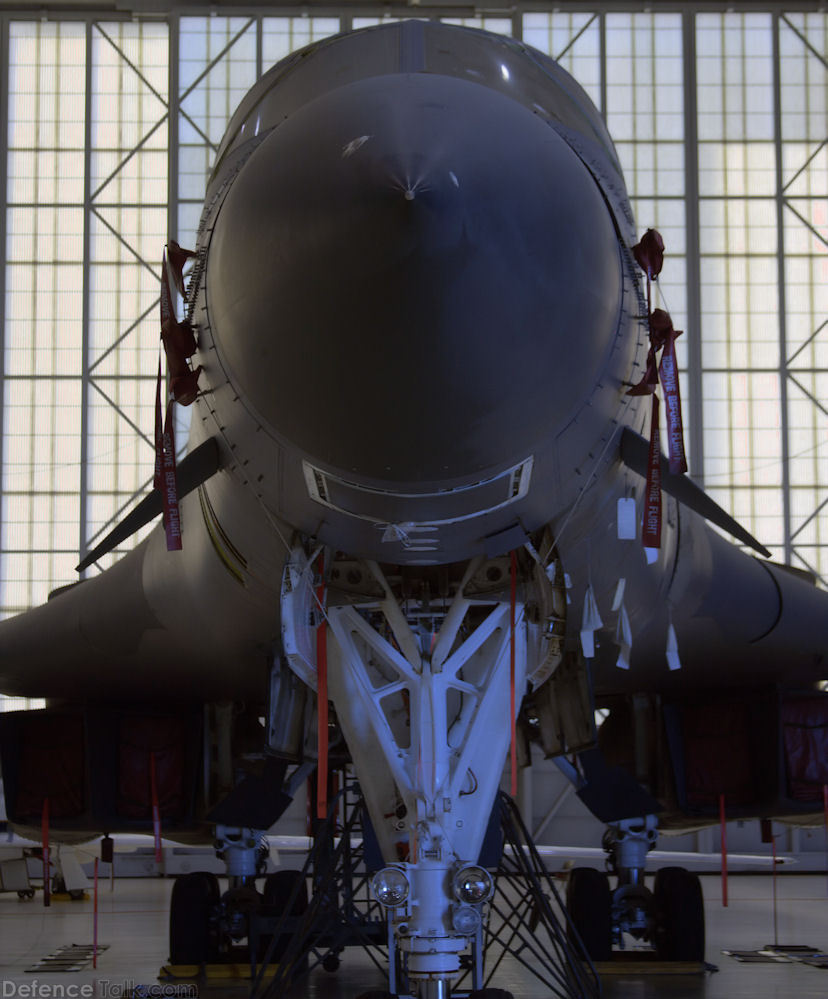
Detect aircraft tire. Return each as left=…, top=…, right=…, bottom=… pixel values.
left=653, top=866, right=705, bottom=961
left=468, top=990, right=515, bottom=998
left=353, top=992, right=397, bottom=999
left=169, top=871, right=219, bottom=964
left=322, top=952, right=341, bottom=972
left=261, top=870, right=309, bottom=964
left=566, top=867, right=612, bottom=962
left=262, top=869, right=308, bottom=915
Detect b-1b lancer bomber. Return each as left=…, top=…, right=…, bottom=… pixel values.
left=1, top=19, right=827, bottom=999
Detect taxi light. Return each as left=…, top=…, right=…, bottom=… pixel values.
left=372, top=866, right=410, bottom=907
left=452, top=864, right=493, bottom=904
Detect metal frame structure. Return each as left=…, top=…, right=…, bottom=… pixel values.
left=247, top=783, right=601, bottom=999
left=0, top=3, right=825, bottom=616
left=476, top=792, right=602, bottom=999
left=251, top=782, right=389, bottom=999
left=279, top=543, right=544, bottom=994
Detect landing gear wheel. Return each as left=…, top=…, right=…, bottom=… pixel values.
left=354, top=992, right=397, bottom=999
left=566, top=867, right=612, bottom=962
left=469, top=990, right=516, bottom=998
left=261, top=869, right=309, bottom=964
left=169, top=871, right=220, bottom=964
left=262, top=868, right=308, bottom=911
left=653, top=866, right=705, bottom=961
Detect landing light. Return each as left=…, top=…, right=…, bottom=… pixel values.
left=452, top=904, right=482, bottom=935
left=372, top=866, right=410, bottom=907
left=452, top=864, right=493, bottom=904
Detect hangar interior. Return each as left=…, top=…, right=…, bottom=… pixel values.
left=0, top=1, right=826, bottom=861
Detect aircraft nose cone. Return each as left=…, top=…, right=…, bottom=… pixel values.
left=207, top=72, right=622, bottom=485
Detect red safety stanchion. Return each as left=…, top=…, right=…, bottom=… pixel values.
left=509, top=551, right=518, bottom=798
left=719, top=792, right=728, bottom=907
left=93, top=857, right=99, bottom=968
left=823, top=783, right=828, bottom=896
left=150, top=752, right=162, bottom=864
left=316, top=553, right=329, bottom=820
left=41, top=797, right=50, bottom=908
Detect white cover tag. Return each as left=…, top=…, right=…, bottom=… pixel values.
left=381, top=523, right=409, bottom=543
left=580, top=583, right=603, bottom=659
left=617, top=497, right=637, bottom=539
left=611, top=578, right=626, bottom=612
left=615, top=602, right=632, bottom=670
left=666, top=622, right=682, bottom=671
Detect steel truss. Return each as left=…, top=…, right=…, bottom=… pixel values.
left=250, top=784, right=602, bottom=999
left=0, top=5, right=826, bottom=619
left=250, top=781, right=388, bottom=999
left=470, top=792, right=602, bottom=999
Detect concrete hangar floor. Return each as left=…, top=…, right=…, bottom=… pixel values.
left=1, top=874, right=827, bottom=998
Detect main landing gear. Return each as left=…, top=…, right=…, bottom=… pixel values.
left=168, top=867, right=311, bottom=967
left=566, top=814, right=705, bottom=963
left=168, top=825, right=310, bottom=968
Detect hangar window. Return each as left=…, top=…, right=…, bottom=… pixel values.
left=0, top=7, right=826, bottom=619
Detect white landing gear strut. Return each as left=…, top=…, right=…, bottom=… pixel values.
left=282, top=549, right=556, bottom=996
